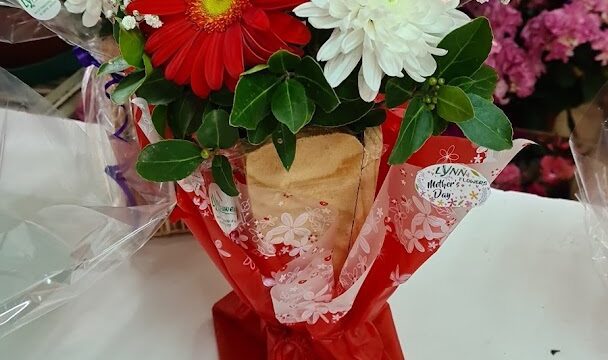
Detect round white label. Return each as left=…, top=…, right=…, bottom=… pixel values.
left=415, top=164, right=491, bottom=208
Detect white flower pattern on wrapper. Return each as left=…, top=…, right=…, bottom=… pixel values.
left=269, top=141, right=532, bottom=326
left=411, top=197, right=449, bottom=240
left=265, top=213, right=311, bottom=247
left=214, top=240, right=231, bottom=258
left=390, top=265, right=411, bottom=287
left=438, top=145, right=459, bottom=163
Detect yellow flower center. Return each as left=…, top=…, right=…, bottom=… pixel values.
left=187, top=0, right=250, bottom=32
left=203, top=0, right=233, bottom=16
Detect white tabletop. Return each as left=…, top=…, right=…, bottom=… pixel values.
left=1, top=190, right=607, bottom=360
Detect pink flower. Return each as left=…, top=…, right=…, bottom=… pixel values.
left=494, top=163, right=522, bottom=191
left=540, top=156, right=575, bottom=185
left=527, top=182, right=547, bottom=197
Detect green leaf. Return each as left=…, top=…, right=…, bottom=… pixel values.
left=295, top=56, right=340, bottom=112
left=272, top=124, right=296, bottom=170
left=212, top=155, right=239, bottom=196
left=112, top=19, right=121, bottom=44
left=110, top=71, right=146, bottom=105
left=136, top=69, right=183, bottom=105
left=271, top=78, right=311, bottom=134
left=311, top=99, right=374, bottom=127
left=168, top=93, right=206, bottom=139
left=230, top=72, right=281, bottom=130
left=348, top=108, right=386, bottom=133
left=388, top=98, right=434, bottom=164
left=209, top=88, right=235, bottom=107
left=335, top=71, right=360, bottom=101
left=435, top=17, right=493, bottom=80
left=449, top=65, right=498, bottom=99
left=119, top=26, right=145, bottom=68
left=196, top=109, right=239, bottom=149
left=437, top=85, right=474, bottom=123
left=385, top=76, right=417, bottom=108
left=152, top=105, right=168, bottom=138
left=268, top=50, right=301, bottom=74
left=457, top=93, right=513, bottom=151
left=143, top=54, right=153, bottom=75
left=241, top=64, right=269, bottom=76
left=247, top=116, right=277, bottom=145
left=98, top=57, right=130, bottom=77
left=136, top=140, right=203, bottom=182
left=432, top=114, right=448, bottom=135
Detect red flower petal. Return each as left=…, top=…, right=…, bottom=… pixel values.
left=165, top=33, right=200, bottom=85
left=223, top=25, right=244, bottom=79
left=242, top=26, right=275, bottom=60
left=252, top=0, right=306, bottom=11
left=267, top=12, right=311, bottom=45
left=191, top=35, right=212, bottom=98
left=225, top=72, right=238, bottom=92
left=243, top=39, right=266, bottom=65
left=145, top=19, right=191, bottom=54
left=242, top=7, right=270, bottom=31
left=204, top=32, right=225, bottom=91
left=150, top=25, right=197, bottom=67
left=127, top=0, right=187, bottom=16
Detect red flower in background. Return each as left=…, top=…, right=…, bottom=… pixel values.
left=540, top=155, right=575, bottom=185
left=494, top=163, right=522, bottom=192
left=127, top=0, right=310, bottom=97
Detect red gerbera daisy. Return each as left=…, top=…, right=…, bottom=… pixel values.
left=127, top=0, right=311, bottom=98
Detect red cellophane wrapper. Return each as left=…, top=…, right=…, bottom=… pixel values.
left=135, top=104, right=528, bottom=359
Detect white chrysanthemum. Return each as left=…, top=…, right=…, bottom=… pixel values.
left=294, top=0, right=470, bottom=101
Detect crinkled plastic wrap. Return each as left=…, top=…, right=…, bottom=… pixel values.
left=134, top=104, right=529, bottom=358
left=0, top=7, right=56, bottom=44
left=571, top=83, right=608, bottom=285
left=4, top=0, right=117, bottom=59
left=0, top=67, right=175, bottom=339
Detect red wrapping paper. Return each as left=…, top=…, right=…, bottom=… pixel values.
left=135, top=105, right=529, bottom=359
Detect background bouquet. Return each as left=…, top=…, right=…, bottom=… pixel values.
left=7, top=0, right=530, bottom=358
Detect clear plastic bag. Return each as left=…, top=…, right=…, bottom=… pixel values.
left=571, top=83, right=608, bottom=285
left=0, top=7, right=56, bottom=44
left=0, top=67, right=175, bottom=339
left=3, top=0, right=118, bottom=60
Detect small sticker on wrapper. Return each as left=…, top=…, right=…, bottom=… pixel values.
left=415, top=164, right=491, bottom=208
left=208, top=183, right=239, bottom=234
left=16, top=0, right=61, bottom=20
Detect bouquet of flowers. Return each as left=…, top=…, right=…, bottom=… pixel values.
left=14, top=0, right=535, bottom=358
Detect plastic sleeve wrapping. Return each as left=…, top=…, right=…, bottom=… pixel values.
left=0, top=7, right=56, bottom=44
left=571, top=83, right=608, bottom=285
left=0, top=67, right=175, bottom=339
left=3, top=0, right=118, bottom=60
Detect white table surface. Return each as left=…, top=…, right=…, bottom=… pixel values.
left=1, top=190, right=607, bottom=360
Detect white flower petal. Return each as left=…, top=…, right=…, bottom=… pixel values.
left=294, top=2, right=327, bottom=17
left=323, top=47, right=362, bottom=87
left=358, top=69, right=377, bottom=102
left=317, top=29, right=345, bottom=61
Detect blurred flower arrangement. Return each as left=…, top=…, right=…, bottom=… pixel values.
left=464, top=0, right=606, bottom=199
left=465, top=0, right=608, bottom=130
left=493, top=131, right=575, bottom=198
